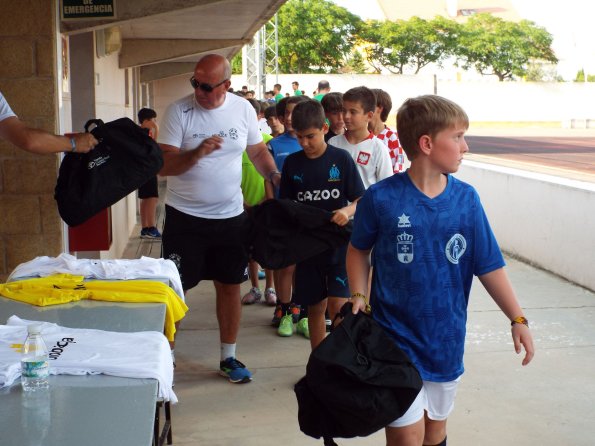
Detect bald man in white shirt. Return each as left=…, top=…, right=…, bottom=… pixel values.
left=159, top=54, right=280, bottom=384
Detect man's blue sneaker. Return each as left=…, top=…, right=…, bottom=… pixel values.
left=219, top=357, right=252, bottom=383
left=141, top=226, right=162, bottom=239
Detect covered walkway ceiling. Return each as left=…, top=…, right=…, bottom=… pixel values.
left=60, top=0, right=287, bottom=82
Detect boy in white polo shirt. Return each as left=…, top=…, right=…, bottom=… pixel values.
left=328, top=86, right=392, bottom=188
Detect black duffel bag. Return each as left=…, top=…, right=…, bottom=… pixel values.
left=55, top=118, right=163, bottom=226
left=294, top=303, right=422, bottom=444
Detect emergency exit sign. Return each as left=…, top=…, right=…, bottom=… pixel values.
left=62, top=0, right=116, bottom=20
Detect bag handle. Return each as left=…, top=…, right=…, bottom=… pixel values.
left=332, top=302, right=370, bottom=366
left=84, top=119, right=105, bottom=133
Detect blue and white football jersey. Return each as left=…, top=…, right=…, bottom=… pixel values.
left=351, top=172, right=505, bottom=381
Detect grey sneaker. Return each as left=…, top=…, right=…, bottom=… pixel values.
left=264, top=288, right=277, bottom=306
left=241, top=287, right=262, bottom=304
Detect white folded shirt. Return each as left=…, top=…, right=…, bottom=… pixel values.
left=7, top=253, right=185, bottom=301
left=0, top=316, right=176, bottom=403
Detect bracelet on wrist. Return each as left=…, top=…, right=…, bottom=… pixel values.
left=351, top=292, right=371, bottom=313
left=268, top=170, right=281, bottom=182
left=69, top=137, right=77, bottom=153
left=511, top=316, right=529, bottom=327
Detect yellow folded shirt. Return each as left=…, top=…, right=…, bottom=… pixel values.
left=0, top=274, right=188, bottom=341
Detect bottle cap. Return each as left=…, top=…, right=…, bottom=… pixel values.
left=27, top=324, right=42, bottom=335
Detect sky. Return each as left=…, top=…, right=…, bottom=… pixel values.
left=331, top=0, right=595, bottom=78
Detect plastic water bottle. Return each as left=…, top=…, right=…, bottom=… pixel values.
left=21, top=324, right=50, bottom=391
left=21, top=387, right=51, bottom=446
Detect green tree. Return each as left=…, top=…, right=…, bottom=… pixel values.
left=276, top=0, right=362, bottom=73
left=360, top=16, right=460, bottom=74
left=525, top=62, right=562, bottom=82
left=342, top=50, right=367, bottom=74
left=231, top=52, right=242, bottom=75
left=574, top=70, right=595, bottom=82
left=456, top=14, right=557, bottom=81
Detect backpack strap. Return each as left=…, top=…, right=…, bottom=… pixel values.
left=84, top=119, right=105, bottom=133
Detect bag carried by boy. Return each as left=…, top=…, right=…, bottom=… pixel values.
left=55, top=118, right=163, bottom=226
left=294, top=303, right=422, bottom=444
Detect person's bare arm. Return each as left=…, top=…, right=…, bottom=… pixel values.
left=264, top=178, right=275, bottom=200
left=479, top=267, right=535, bottom=366
left=246, top=141, right=281, bottom=188
left=0, top=116, right=97, bottom=154
left=346, top=243, right=372, bottom=314
left=331, top=198, right=360, bottom=226
left=158, top=136, right=222, bottom=176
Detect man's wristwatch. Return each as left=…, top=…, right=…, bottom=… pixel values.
left=511, top=316, right=529, bottom=327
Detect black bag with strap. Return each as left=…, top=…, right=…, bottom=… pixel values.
left=294, top=303, right=422, bottom=444
left=55, top=118, right=163, bottom=226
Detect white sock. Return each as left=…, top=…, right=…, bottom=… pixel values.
left=220, top=343, right=236, bottom=361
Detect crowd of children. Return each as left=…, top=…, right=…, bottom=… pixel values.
left=233, top=82, right=534, bottom=446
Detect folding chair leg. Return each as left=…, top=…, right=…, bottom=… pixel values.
left=153, top=401, right=161, bottom=446
left=165, top=401, right=173, bottom=445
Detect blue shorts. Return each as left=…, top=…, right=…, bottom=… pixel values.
left=293, top=245, right=350, bottom=306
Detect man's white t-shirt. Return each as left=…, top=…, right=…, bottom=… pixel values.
left=328, top=132, right=393, bottom=189
left=0, top=92, right=16, bottom=123
left=159, top=93, right=263, bottom=219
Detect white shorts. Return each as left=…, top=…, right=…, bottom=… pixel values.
left=388, top=378, right=461, bottom=428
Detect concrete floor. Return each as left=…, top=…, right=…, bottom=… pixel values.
left=126, top=230, right=595, bottom=445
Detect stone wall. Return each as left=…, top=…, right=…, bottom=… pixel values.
left=0, top=0, right=60, bottom=281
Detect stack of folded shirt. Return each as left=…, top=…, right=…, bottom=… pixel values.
left=0, top=274, right=188, bottom=342
left=0, top=316, right=177, bottom=402
left=8, top=253, right=185, bottom=301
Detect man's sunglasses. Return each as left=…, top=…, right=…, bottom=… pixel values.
left=189, top=77, right=228, bottom=92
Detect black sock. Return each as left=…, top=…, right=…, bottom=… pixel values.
left=425, top=436, right=446, bottom=446
left=280, top=302, right=290, bottom=313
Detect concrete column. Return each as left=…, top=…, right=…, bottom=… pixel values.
left=69, top=32, right=96, bottom=132
left=0, top=0, right=61, bottom=281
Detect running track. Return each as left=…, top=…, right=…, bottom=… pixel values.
left=465, top=135, right=595, bottom=176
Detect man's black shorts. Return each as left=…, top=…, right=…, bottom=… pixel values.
left=161, top=205, right=249, bottom=290
left=293, top=245, right=350, bottom=306
left=138, top=176, right=158, bottom=199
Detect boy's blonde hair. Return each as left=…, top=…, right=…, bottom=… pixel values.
left=397, top=95, right=469, bottom=160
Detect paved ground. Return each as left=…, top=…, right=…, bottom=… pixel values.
left=124, top=128, right=595, bottom=445
left=135, top=246, right=595, bottom=446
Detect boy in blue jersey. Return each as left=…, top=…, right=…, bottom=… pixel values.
left=281, top=99, right=365, bottom=349
left=346, top=95, right=534, bottom=446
